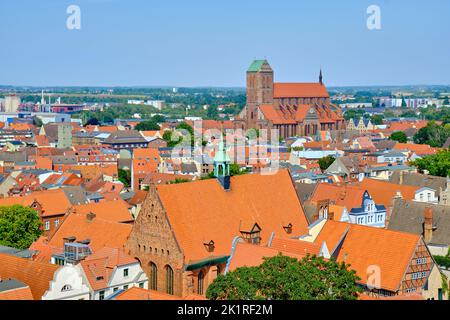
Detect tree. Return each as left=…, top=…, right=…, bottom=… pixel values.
left=401, top=97, right=407, bottom=108
left=411, top=149, right=450, bottom=177
left=32, top=116, right=43, bottom=127
left=207, top=106, right=219, bottom=120
left=206, top=254, right=362, bottom=300
left=0, top=205, right=42, bottom=250
left=444, top=96, right=449, bottom=106
left=230, top=163, right=249, bottom=176
left=163, top=130, right=182, bottom=148
left=318, top=156, right=335, bottom=172
left=135, top=120, right=160, bottom=131
left=413, top=121, right=450, bottom=147
left=384, top=109, right=396, bottom=118
left=389, top=131, right=408, bottom=143
left=118, top=169, right=131, bottom=187
left=85, top=117, right=100, bottom=126
left=370, top=114, right=383, bottom=125
left=151, top=114, right=166, bottom=123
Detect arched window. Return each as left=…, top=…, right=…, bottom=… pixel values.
left=216, top=265, right=221, bottom=276
left=198, top=271, right=205, bottom=295
left=61, top=284, right=73, bottom=292
left=166, top=265, right=174, bottom=295
left=149, top=262, right=158, bottom=290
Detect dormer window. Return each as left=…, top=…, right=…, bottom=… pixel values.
left=203, top=240, right=215, bottom=252
left=240, top=222, right=261, bottom=245
left=283, top=223, right=293, bottom=234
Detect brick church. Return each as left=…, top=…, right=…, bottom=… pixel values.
left=235, top=59, right=346, bottom=138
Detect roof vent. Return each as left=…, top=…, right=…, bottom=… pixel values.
left=63, top=236, right=76, bottom=243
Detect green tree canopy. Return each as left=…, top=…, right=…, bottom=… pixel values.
left=413, top=121, right=450, bottom=147
left=0, top=205, right=42, bottom=250
left=135, top=120, right=160, bottom=131
left=370, top=114, right=383, bottom=125
left=389, top=131, right=408, bottom=143
left=318, top=156, right=335, bottom=172
left=207, top=106, right=219, bottom=120
left=118, top=168, right=131, bottom=187
left=85, top=117, right=100, bottom=126
left=206, top=254, right=362, bottom=300
left=411, top=149, right=450, bottom=177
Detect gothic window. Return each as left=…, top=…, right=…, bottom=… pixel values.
left=198, top=271, right=205, bottom=295
left=166, top=265, right=174, bottom=295
left=149, top=262, right=158, bottom=290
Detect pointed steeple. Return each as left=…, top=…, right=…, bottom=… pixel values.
left=214, top=137, right=231, bottom=190
left=319, top=68, right=323, bottom=85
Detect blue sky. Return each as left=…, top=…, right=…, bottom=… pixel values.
left=0, top=0, right=449, bottom=87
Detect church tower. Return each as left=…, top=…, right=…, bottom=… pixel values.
left=214, top=138, right=231, bottom=190
left=245, top=59, right=274, bottom=128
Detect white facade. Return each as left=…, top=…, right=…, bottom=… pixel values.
left=88, top=263, right=148, bottom=300
left=42, top=265, right=90, bottom=300
left=414, top=187, right=439, bottom=204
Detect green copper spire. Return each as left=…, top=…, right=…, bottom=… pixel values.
left=214, top=138, right=231, bottom=178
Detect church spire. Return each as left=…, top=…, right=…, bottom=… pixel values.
left=214, top=137, right=231, bottom=190
left=319, top=68, right=323, bottom=85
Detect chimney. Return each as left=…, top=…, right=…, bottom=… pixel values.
left=423, top=207, right=433, bottom=243
left=328, top=211, right=335, bottom=221
left=340, top=189, right=346, bottom=200
left=86, top=212, right=96, bottom=221
left=399, top=171, right=404, bottom=185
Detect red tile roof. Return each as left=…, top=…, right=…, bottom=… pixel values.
left=72, top=200, right=133, bottom=223
left=80, top=247, right=138, bottom=291
left=0, top=285, right=34, bottom=300
left=0, top=254, right=58, bottom=300
left=273, top=83, right=329, bottom=98
left=156, top=169, right=309, bottom=263
left=314, top=220, right=420, bottom=292
left=0, top=189, right=72, bottom=217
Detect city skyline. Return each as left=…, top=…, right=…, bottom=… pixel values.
left=1, top=0, right=449, bottom=87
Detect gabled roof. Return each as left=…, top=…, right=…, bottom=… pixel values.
left=80, top=247, right=138, bottom=291
left=273, top=83, right=329, bottom=98
left=0, top=189, right=72, bottom=217
left=247, top=60, right=270, bottom=72
left=72, top=200, right=133, bottom=223
left=0, top=253, right=58, bottom=300
left=310, top=183, right=367, bottom=210
left=314, top=220, right=421, bottom=292
left=155, top=169, right=309, bottom=263
left=113, top=287, right=183, bottom=300
left=388, top=199, right=450, bottom=246
left=389, top=172, right=447, bottom=193
left=44, top=213, right=133, bottom=253
left=0, top=279, right=34, bottom=300
left=355, top=178, right=419, bottom=208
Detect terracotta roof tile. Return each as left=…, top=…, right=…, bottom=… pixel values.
left=314, top=220, right=420, bottom=292
left=0, top=189, right=72, bottom=217
left=0, top=285, right=34, bottom=300
left=156, top=169, right=309, bottom=263
left=0, top=254, right=58, bottom=300
left=73, top=200, right=133, bottom=223
left=273, top=83, right=329, bottom=98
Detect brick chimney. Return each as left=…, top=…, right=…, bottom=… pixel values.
left=328, top=211, right=335, bottom=221
left=340, top=189, right=346, bottom=200
left=86, top=212, right=96, bottom=222
left=423, top=207, right=433, bottom=243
